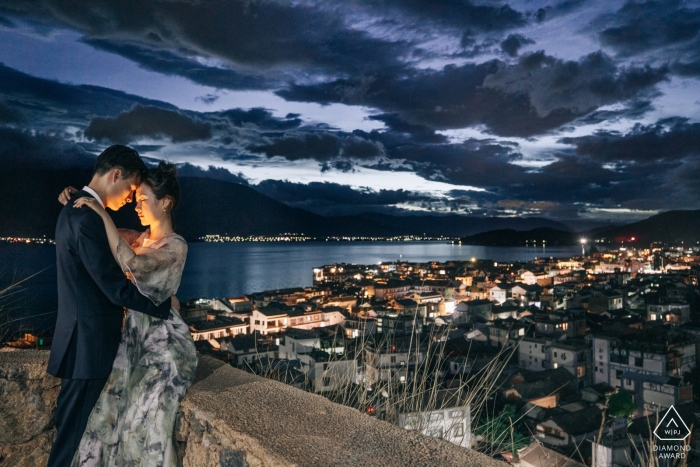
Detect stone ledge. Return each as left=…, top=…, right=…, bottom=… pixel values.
left=0, top=349, right=60, bottom=447
left=1, top=350, right=506, bottom=467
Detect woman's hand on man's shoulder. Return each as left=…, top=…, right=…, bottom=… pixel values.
left=58, top=186, right=78, bottom=205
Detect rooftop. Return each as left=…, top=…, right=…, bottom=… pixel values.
left=545, top=405, right=603, bottom=436
left=190, top=316, right=246, bottom=331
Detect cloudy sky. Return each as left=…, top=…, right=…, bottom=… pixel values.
left=1, top=0, right=699, bottom=223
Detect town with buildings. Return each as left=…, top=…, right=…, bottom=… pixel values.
left=6, top=243, right=700, bottom=466
left=159, top=244, right=699, bottom=467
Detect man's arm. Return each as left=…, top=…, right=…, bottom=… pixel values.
left=77, top=212, right=171, bottom=319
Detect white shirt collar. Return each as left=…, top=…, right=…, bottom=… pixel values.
left=82, top=186, right=105, bottom=207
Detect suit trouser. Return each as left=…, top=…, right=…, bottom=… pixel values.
left=47, top=377, right=108, bottom=467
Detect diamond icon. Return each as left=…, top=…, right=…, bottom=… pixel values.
left=654, top=406, right=691, bottom=441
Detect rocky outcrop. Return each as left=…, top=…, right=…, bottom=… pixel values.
left=0, top=349, right=60, bottom=467
left=1, top=349, right=506, bottom=467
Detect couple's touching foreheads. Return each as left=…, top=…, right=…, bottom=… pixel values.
left=47, top=144, right=197, bottom=467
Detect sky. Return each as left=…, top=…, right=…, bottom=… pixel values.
left=1, top=0, right=700, bottom=224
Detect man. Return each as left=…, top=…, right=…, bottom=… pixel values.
left=47, top=145, right=176, bottom=467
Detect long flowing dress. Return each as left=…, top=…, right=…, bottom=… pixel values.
left=71, top=230, right=198, bottom=467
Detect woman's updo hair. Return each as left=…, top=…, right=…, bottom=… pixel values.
left=144, top=161, right=180, bottom=212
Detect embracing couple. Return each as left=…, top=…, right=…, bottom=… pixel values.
left=46, top=145, right=198, bottom=467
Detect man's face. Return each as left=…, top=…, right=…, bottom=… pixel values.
left=104, top=170, right=140, bottom=211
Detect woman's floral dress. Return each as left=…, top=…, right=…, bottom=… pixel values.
left=71, top=230, right=197, bottom=467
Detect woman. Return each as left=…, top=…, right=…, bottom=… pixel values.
left=67, top=162, right=197, bottom=466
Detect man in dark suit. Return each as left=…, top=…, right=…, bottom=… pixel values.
left=47, top=145, right=175, bottom=467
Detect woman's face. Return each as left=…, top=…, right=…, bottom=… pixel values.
left=134, top=183, right=168, bottom=226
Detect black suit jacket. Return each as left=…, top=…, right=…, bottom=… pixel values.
left=47, top=190, right=171, bottom=379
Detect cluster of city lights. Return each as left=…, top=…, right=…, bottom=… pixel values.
left=201, top=234, right=313, bottom=242
left=0, top=236, right=55, bottom=244
left=325, top=235, right=453, bottom=242
left=200, top=234, right=454, bottom=242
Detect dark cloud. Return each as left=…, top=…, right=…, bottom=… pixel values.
left=368, top=114, right=447, bottom=143
left=85, top=105, right=212, bottom=144
left=343, top=136, right=384, bottom=159
left=363, top=135, right=689, bottom=211
left=242, top=124, right=668, bottom=213
left=0, top=60, right=684, bottom=216
left=500, top=34, right=535, bottom=57
left=670, top=60, right=700, bottom=77
left=667, top=47, right=700, bottom=78
left=592, top=157, right=697, bottom=211
left=131, top=144, right=165, bottom=153
left=249, top=132, right=383, bottom=161
left=176, top=163, right=249, bottom=185
left=0, top=127, right=95, bottom=170
left=82, top=39, right=279, bottom=91
left=0, top=14, right=15, bottom=27
left=574, top=99, right=654, bottom=126
left=452, top=37, right=500, bottom=59
left=663, top=157, right=700, bottom=206
left=0, top=63, right=175, bottom=111
left=593, top=1, right=700, bottom=78
left=196, top=94, right=219, bottom=105
left=492, top=152, right=700, bottom=214
left=277, top=61, right=572, bottom=137
left=0, top=0, right=535, bottom=94
left=279, top=52, right=665, bottom=137
left=535, top=0, right=589, bottom=22
left=320, top=159, right=355, bottom=173
left=0, top=0, right=693, bottom=222
left=384, top=0, right=526, bottom=32
left=254, top=180, right=412, bottom=205
left=252, top=179, right=433, bottom=216
left=0, top=63, right=178, bottom=133
left=384, top=139, right=523, bottom=188
left=598, top=1, right=700, bottom=56
left=483, top=51, right=667, bottom=119
left=218, top=108, right=302, bottom=131
left=512, top=156, right=624, bottom=202
left=0, top=0, right=409, bottom=80
left=562, top=118, right=700, bottom=163
left=251, top=133, right=340, bottom=161
left=0, top=99, right=24, bottom=123
left=0, top=62, right=376, bottom=165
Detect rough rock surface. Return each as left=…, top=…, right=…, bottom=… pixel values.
left=0, top=431, right=55, bottom=467
left=0, top=349, right=60, bottom=467
left=0, top=349, right=506, bottom=467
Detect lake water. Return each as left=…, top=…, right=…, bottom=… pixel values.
left=0, top=242, right=581, bottom=333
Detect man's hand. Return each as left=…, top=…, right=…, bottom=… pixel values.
left=58, top=186, right=78, bottom=205
left=171, top=295, right=180, bottom=312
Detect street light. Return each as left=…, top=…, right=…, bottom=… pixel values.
left=580, top=238, right=587, bottom=256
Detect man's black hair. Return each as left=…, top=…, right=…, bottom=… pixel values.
left=93, top=145, right=147, bottom=180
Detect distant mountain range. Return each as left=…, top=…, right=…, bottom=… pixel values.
left=0, top=170, right=576, bottom=239
left=460, top=227, right=580, bottom=246
left=350, top=212, right=571, bottom=238
left=592, top=210, right=700, bottom=246
left=0, top=170, right=570, bottom=239
left=3, top=168, right=691, bottom=244
left=459, top=211, right=700, bottom=247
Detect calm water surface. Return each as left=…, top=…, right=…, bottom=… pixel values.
left=0, top=242, right=581, bottom=332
